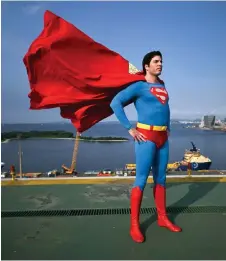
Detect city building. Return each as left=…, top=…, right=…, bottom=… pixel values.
left=199, top=115, right=216, bottom=128
left=203, top=115, right=215, bottom=127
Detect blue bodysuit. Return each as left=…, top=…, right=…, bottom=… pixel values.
left=110, top=80, right=170, bottom=190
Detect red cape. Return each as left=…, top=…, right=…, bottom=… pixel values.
left=23, top=10, right=146, bottom=132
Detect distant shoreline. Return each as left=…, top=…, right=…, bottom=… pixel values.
left=1, top=139, right=11, bottom=143
left=40, top=138, right=128, bottom=142
left=1, top=137, right=129, bottom=143
left=185, top=126, right=226, bottom=132
left=1, top=131, right=129, bottom=143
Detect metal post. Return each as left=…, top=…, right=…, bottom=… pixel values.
left=18, top=135, right=23, bottom=178
left=10, top=165, right=16, bottom=181
left=187, top=163, right=191, bottom=177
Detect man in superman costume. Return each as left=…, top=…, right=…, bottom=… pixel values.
left=24, top=10, right=182, bottom=243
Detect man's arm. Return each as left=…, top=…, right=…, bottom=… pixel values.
left=167, top=109, right=171, bottom=134
left=110, top=82, right=140, bottom=130
left=165, top=85, right=170, bottom=133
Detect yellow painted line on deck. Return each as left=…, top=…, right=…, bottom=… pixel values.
left=1, top=176, right=226, bottom=186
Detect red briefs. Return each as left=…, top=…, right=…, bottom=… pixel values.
left=136, top=127, right=168, bottom=149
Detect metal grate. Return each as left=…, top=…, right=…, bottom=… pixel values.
left=2, top=206, right=226, bottom=218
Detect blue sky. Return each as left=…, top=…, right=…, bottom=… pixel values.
left=1, top=1, right=226, bottom=123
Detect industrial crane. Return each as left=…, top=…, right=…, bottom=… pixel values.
left=61, top=131, right=81, bottom=175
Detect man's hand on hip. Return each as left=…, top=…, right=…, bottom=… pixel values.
left=128, top=128, right=147, bottom=142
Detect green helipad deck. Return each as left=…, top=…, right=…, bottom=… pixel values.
left=1, top=179, right=226, bottom=260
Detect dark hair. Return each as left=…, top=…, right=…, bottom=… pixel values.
left=142, top=51, right=162, bottom=75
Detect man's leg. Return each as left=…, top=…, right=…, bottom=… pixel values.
left=152, top=140, right=182, bottom=232
left=130, top=140, right=156, bottom=243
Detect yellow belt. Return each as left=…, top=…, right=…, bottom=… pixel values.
left=137, top=122, right=167, bottom=131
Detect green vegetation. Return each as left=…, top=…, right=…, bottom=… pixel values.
left=1, top=131, right=74, bottom=142
left=1, top=131, right=129, bottom=142
left=78, top=136, right=128, bottom=141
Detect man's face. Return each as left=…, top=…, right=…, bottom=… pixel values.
left=145, top=55, right=162, bottom=76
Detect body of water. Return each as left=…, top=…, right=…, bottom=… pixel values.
left=1, top=122, right=226, bottom=173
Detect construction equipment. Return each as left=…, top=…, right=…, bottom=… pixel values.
left=62, top=131, right=81, bottom=175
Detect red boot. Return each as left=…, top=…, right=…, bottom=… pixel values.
left=153, top=184, right=182, bottom=232
left=130, top=186, right=144, bottom=243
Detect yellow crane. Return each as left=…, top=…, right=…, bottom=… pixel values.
left=62, top=131, right=81, bottom=174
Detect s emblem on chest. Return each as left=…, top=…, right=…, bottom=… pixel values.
left=150, top=87, right=168, bottom=104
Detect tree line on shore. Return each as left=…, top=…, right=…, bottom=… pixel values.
left=1, top=131, right=128, bottom=142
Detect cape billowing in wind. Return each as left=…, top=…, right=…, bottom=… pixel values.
left=23, top=10, right=145, bottom=132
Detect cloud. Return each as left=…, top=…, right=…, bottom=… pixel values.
left=22, top=4, right=42, bottom=15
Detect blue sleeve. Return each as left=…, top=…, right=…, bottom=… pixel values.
left=110, top=82, right=140, bottom=130
left=165, top=86, right=170, bottom=132
left=167, top=109, right=171, bottom=131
